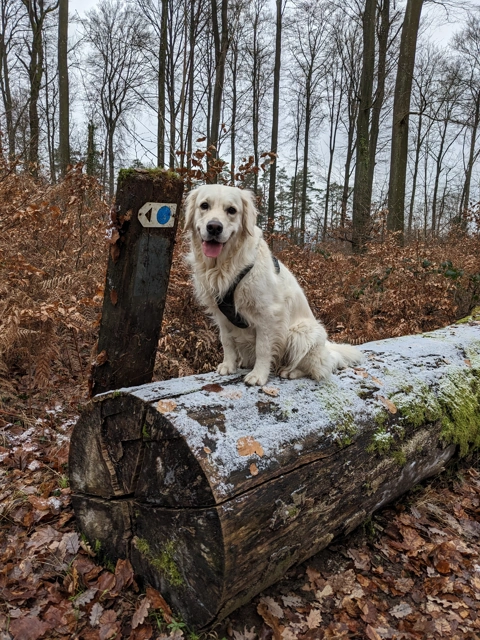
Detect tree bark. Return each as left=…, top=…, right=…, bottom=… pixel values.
left=387, top=0, right=424, bottom=240
left=70, top=323, right=480, bottom=628
left=267, top=0, right=283, bottom=231
left=351, top=0, right=376, bottom=252
left=58, top=0, right=70, bottom=176
left=157, top=0, right=167, bottom=168
left=208, top=0, right=228, bottom=181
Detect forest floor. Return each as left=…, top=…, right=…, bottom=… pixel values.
left=2, top=169, right=480, bottom=639
left=2, top=398, right=480, bottom=640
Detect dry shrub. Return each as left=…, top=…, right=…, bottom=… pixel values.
left=0, top=165, right=108, bottom=407
left=1, top=168, right=479, bottom=416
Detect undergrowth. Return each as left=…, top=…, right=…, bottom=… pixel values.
left=1, top=166, right=479, bottom=420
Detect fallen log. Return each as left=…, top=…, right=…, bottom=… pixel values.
left=69, top=322, right=480, bottom=627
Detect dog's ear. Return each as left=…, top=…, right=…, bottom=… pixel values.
left=183, top=188, right=197, bottom=231
left=240, top=189, right=257, bottom=237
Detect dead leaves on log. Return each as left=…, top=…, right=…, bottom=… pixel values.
left=156, top=399, right=177, bottom=413
left=237, top=435, right=264, bottom=457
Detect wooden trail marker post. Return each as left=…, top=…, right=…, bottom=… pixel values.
left=70, top=322, right=480, bottom=627
left=90, top=169, right=184, bottom=396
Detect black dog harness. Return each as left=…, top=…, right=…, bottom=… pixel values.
left=217, top=256, right=281, bottom=328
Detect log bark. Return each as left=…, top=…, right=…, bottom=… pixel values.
left=71, top=323, right=480, bottom=627
left=90, top=169, right=183, bottom=396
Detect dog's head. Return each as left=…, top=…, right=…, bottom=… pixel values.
left=184, top=185, right=257, bottom=259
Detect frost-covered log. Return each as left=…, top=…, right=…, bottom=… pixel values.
left=69, top=323, right=480, bottom=627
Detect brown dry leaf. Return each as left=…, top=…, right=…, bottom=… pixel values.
left=250, top=462, right=259, bottom=476
left=306, top=607, right=322, bottom=628
left=354, top=369, right=369, bottom=378
left=110, top=289, right=118, bottom=305
left=262, top=386, right=279, bottom=396
left=132, top=597, right=151, bottom=629
left=237, top=436, right=264, bottom=457
left=257, top=601, right=283, bottom=640
left=90, top=602, right=104, bottom=627
left=365, top=625, right=382, bottom=640
left=377, top=395, right=397, bottom=414
left=370, top=375, right=383, bottom=386
left=260, top=596, right=284, bottom=619
left=146, top=585, right=173, bottom=623
left=204, top=446, right=212, bottom=454
left=157, top=399, right=177, bottom=414
left=202, top=383, right=223, bottom=392
left=9, top=615, right=50, bottom=640
left=95, top=350, right=108, bottom=366
left=112, top=558, right=134, bottom=593
left=390, top=602, right=413, bottom=619
left=465, top=359, right=472, bottom=367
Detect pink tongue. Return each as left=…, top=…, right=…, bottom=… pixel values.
left=202, top=241, right=223, bottom=258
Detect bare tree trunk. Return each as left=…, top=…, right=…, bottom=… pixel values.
left=108, top=126, right=115, bottom=199
left=58, top=0, right=69, bottom=176
left=0, top=0, right=15, bottom=161
left=367, top=0, right=389, bottom=194
left=408, top=110, right=423, bottom=235
left=431, top=121, right=448, bottom=236
left=387, top=0, right=424, bottom=240
left=230, top=41, right=238, bottom=184
left=208, top=0, right=228, bottom=181
left=459, top=95, right=480, bottom=228
left=300, top=70, right=312, bottom=247
left=157, top=0, right=167, bottom=168
left=267, top=0, right=283, bottom=231
left=186, top=0, right=195, bottom=178
left=341, top=83, right=357, bottom=227
left=351, top=0, right=376, bottom=252
left=86, top=121, right=95, bottom=176
left=323, top=68, right=342, bottom=240
left=43, top=40, right=56, bottom=182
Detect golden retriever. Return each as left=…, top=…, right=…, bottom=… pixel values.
left=184, top=185, right=363, bottom=386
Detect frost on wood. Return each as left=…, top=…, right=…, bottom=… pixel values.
left=69, top=322, right=480, bottom=627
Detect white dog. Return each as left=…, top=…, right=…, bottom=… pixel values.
left=184, top=185, right=363, bottom=386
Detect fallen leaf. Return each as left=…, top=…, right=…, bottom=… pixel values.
left=204, top=446, right=212, bottom=454
left=249, top=462, right=259, bottom=476
left=110, top=290, right=118, bottom=305
left=377, top=395, right=397, bottom=414
left=365, top=625, right=382, bottom=640
left=90, top=602, right=104, bottom=627
left=9, top=616, right=50, bottom=640
left=237, top=436, right=264, bottom=457
left=132, top=598, right=151, bottom=629
left=73, top=587, right=97, bottom=607
left=390, top=602, right=413, bottom=619
left=370, top=376, right=383, bottom=386
left=145, top=585, right=173, bottom=623
left=233, top=627, right=256, bottom=640
left=95, top=350, right=108, bottom=366
left=262, top=386, right=279, bottom=396
left=465, top=359, right=472, bottom=367
left=219, top=389, right=243, bottom=399
left=112, top=558, right=134, bottom=593
left=202, top=383, right=223, bottom=392
left=306, top=607, right=322, bottom=628
left=257, top=601, right=283, bottom=640
left=157, top=399, right=177, bottom=414
left=260, top=596, right=284, bottom=619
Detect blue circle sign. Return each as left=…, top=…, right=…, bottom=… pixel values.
left=157, top=206, right=171, bottom=225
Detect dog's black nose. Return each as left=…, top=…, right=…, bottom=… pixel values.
left=206, top=220, right=223, bottom=236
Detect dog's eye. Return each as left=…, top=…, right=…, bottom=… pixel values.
left=226, top=207, right=237, bottom=215
left=200, top=202, right=209, bottom=210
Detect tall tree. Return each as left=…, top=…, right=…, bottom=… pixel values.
left=21, top=0, right=58, bottom=175
left=58, top=0, right=69, bottom=175
left=267, top=0, right=284, bottom=231
left=387, top=0, right=424, bottom=239
left=83, top=0, right=149, bottom=197
left=208, top=0, right=229, bottom=179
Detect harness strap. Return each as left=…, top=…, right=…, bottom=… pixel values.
left=217, top=255, right=280, bottom=328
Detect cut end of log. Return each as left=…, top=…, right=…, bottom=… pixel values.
left=69, top=323, right=480, bottom=627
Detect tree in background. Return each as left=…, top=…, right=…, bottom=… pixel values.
left=387, top=0, right=424, bottom=240
left=82, top=0, right=149, bottom=197
left=57, top=0, right=69, bottom=176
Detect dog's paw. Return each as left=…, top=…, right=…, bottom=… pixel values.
left=279, top=368, right=305, bottom=380
left=217, top=362, right=237, bottom=375
left=244, top=370, right=269, bottom=386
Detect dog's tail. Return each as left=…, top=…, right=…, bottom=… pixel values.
left=326, top=340, right=363, bottom=370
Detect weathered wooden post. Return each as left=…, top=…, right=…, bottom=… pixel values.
left=90, top=169, right=184, bottom=396
left=70, top=322, right=480, bottom=628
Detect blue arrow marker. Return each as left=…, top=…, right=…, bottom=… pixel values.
left=157, top=206, right=171, bottom=225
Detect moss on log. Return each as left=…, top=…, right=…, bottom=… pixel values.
left=69, top=322, right=480, bottom=627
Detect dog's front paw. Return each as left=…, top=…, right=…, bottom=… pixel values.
left=217, top=362, right=237, bottom=375
left=244, top=370, right=269, bottom=386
